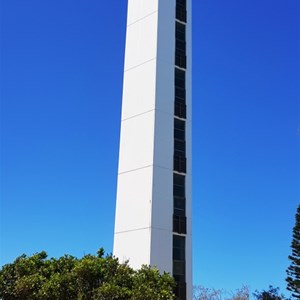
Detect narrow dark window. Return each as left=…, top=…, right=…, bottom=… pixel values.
left=173, top=215, right=187, bottom=234
left=176, top=22, right=186, bottom=41
left=174, top=196, right=186, bottom=216
left=174, top=138, right=186, bottom=173
left=175, top=87, right=186, bottom=103
left=176, top=39, right=186, bottom=53
left=174, top=140, right=186, bottom=156
left=176, top=5, right=187, bottom=23
left=175, top=53, right=186, bottom=69
left=175, top=21, right=186, bottom=69
left=173, top=173, right=185, bottom=198
left=173, top=235, right=185, bottom=260
left=173, top=235, right=186, bottom=286
left=174, top=119, right=185, bottom=141
left=175, top=101, right=186, bottom=119
left=174, top=117, right=186, bottom=172
left=177, top=0, right=186, bottom=8
left=175, top=282, right=187, bottom=300
left=174, top=155, right=186, bottom=173
left=174, top=2, right=187, bottom=299
left=175, top=68, right=186, bottom=89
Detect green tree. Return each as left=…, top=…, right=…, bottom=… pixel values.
left=253, top=286, right=286, bottom=300
left=131, top=265, right=175, bottom=300
left=286, top=205, right=300, bottom=299
left=0, top=248, right=175, bottom=300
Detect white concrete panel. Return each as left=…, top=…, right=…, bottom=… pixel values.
left=186, top=76, right=192, bottom=122
left=186, top=2, right=193, bottom=298
left=185, top=174, right=192, bottom=230
left=186, top=233, right=193, bottom=300
left=153, top=110, right=173, bottom=170
left=118, top=111, right=155, bottom=174
left=122, top=60, right=156, bottom=120
left=127, top=0, right=159, bottom=25
left=150, top=228, right=172, bottom=274
left=113, top=228, right=151, bottom=270
left=151, top=166, right=173, bottom=231
left=186, top=0, right=193, bottom=123
left=115, top=167, right=153, bottom=233
left=155, top=60, right=174, bottom=115
left=155, top=0, right=175, bottom=115
left=186, top=121, right=192, bottom=177
left=124, top=12, right=158, bottom=71
left=157, top=0, right=176, bottom=66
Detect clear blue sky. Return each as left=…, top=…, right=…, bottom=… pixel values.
left=1, top=0, right=299, bottom=295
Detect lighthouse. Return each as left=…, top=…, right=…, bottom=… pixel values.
left=113, top=1, right=192, bottom=299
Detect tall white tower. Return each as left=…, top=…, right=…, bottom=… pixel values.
left=113, top=1, right=192, bottom=299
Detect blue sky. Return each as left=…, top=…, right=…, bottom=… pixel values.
left=1, top=0, right=299, bottom=295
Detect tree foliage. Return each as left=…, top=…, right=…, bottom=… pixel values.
left=286, top=205, right=300, bottom=299
left=253, top=286, right=287, bottom=300
left=0, top=248, right=175, bottom=300
left=193, top=286, right=290, bottom=300
left=193, top=285, right=249, bottom=300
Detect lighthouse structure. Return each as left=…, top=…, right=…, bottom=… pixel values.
left=113, top=0, right=192, bottom=299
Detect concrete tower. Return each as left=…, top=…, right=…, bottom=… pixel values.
left=113, top=1, right=192, bottom=299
